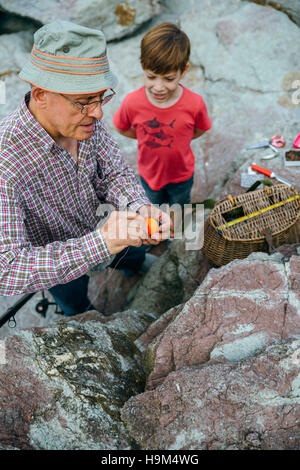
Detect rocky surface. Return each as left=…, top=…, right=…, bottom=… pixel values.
left=122, top=340, right=300, bottom=450
left=143, top=252, right=300, bottom=390
left=243, top=0, right=300, bottom=27
left=1, top=251, right=300, bottom=449
left=0, top=0, right=300, bottom=450
left=0, top=0, right=161, bottom=41
left=1, top=0, right=299, bottom=201
left=127, top=238, right=212, bottom=315
left=0, top=309, right=156, bottom=450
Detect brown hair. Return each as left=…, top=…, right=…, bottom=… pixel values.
left=140, top=22, right=190, bottom=75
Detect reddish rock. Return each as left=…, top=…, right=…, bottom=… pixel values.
left=0, top=336, right=57, bottom=449
left=135, top=304, right=184, bottom=358
left=122, top=341, right=300, bottom=450
left=144, top=253, right=300, bottom=390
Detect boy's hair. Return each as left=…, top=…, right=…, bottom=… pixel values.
left=140, top=22, right=190, bottom=75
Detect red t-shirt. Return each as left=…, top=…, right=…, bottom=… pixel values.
left=113, top=85, right=211, bottom=190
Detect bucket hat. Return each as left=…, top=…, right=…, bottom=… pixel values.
left=19, top=20, right=118, bottom=94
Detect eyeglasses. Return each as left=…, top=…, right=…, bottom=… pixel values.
left=59, top=89, right=116, bottom=114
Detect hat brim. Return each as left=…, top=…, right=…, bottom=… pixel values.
left=19, top=60, right=118, bottom=94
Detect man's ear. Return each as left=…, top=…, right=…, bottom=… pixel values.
left=30, top=87, right=48, bottom=108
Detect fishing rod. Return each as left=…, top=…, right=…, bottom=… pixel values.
left=0, top=291, right=62, bottom=329
left=0, top=293, right=35, bottom=328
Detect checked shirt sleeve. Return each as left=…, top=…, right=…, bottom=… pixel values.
left=96, top=122, right=151, bottom=212
left=0, top=179, right=111, bottom=295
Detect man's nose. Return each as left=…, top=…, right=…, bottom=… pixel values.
left=87, top=103, right=103, bottom=119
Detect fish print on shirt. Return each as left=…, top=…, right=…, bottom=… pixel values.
left=142, top=117, right=175, bottom=149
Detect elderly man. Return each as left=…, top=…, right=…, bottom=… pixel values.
left=0, top=21, right=171, bottom=316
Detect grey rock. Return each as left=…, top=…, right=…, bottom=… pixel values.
left=0, top=0, right=161, bottom=41
left=1, top=0, right=299, bottom=205
left=0, top=309, right=155, bottom=449
left=126, top=238, right=211, bottom=315
left=0, top=11, right=41, bottom=35
left=0, top=31, right=33, bottom=75
left=242, top=0, right=300, bottom=27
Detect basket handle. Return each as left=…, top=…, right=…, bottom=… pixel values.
left=226, top=194, right=235, bottom=206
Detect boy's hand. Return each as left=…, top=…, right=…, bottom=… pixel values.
left=138, top=204, right=174, bottom=244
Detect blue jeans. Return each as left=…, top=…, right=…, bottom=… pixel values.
left=140, top=175, right=194, bottom=206
left=48, top=246, right=146, bottom=316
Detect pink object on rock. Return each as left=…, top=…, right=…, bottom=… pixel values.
left=293, top=133, right=300, bottom=149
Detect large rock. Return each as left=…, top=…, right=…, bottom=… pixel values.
left=179, top=0, right=300, bottom=200
left=1, top=0, right=299, bottom=204
left=0, top=309, right=155, bottom=449
left=107, top=0, right=300, bottom=201
left=0, top=0, right=161, bottom=41
left=218, top=119, right=300, bottom=197
left=127, top=238, right=212, bottom=315
left=122, top=340, right=300, bottom=449
left=143, top=252, right=300, bottom=390
left=242, top=0, right=300, bottom=27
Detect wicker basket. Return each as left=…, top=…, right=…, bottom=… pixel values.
left=202, top=184, right=300, bottom=266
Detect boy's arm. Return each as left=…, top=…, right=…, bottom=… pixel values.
left=116, top=127, right=137, bottom=139
left=113, top=94, right=137, bottom=139
left=192, top=128, right=206, bottom=140
left=192, top=95, right=212, bottom=140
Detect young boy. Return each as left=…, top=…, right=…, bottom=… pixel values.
left=113, top=22, right=211, bottom=207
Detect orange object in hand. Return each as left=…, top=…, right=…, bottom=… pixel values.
left=146, top=217, right=159, bottom=236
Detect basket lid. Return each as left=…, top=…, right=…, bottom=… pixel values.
left=210, top=185, right=300, bottom=241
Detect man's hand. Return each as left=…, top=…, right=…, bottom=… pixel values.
left=99, top=205, right=173, bottom=255
left=100, top=210, right=149, bottom=255
left=137, top=204, right=174, bottom=245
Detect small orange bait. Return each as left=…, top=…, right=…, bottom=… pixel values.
left=146, top=217, right=159, bottom=236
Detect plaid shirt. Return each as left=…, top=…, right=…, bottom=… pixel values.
left=0, top=92, right=149, bottom=295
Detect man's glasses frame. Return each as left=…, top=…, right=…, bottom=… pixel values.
left=59, top=89, right=116, bottom=114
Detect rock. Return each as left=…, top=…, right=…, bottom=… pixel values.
left=127, top=238, right=211, bottom=315
left=0, top=10, right=41, bottom=35
left=0, top=309, right=155, bottom=449
left=242, top=0, right=300, bottom=27
left=144, top=252, right=300, bottom=390
left=87, top=267, right=143, bottom=316
left=135, top=303, right=184, bottom=358
left=179, top=0, right=300, bottom=200
left=0, top=31, right=33, bottom=75
left=0, top=31, right=34, bottom=116
left=1, top=0, right=299, bottom=205
left=0, top=290, right=64, bottom=340
left=218, top=120, right=300, bottom=199
left=0, top=0, right=161, bottom=41
left=121, top=340, right=300, bottom=450
left=107, top=0, right=300, bottom=201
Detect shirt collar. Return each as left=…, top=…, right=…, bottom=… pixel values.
left=18, top=92, right=56, bottom=149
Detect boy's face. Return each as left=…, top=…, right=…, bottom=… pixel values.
left=143, top=66, right=189, bottom=105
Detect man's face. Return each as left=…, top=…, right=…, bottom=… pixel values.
left=44, top=91, right=104, bottom=141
